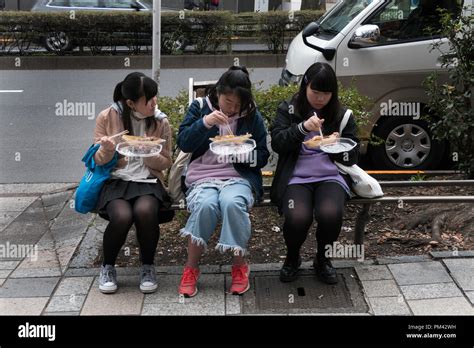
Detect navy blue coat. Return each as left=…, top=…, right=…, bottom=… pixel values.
left=177, top=99, right=270, bottom=201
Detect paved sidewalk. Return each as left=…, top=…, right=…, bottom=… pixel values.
left=0, top=184, right=473, bottom=316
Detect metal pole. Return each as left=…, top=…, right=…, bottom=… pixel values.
left=152, top=0, right=161, bottom=97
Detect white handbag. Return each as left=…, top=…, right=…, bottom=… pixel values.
left=334, top=110, right=384, bottom=198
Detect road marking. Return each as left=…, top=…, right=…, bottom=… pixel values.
left=0, top=90, right=24, bottom=93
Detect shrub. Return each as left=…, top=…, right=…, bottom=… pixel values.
left=180, top=11, right=233, bottom=54
left=423, top=7, right=473, bottom=175
left=257, top=10, right=324, bottom=53
left=158, top=90, right=189, bottom=145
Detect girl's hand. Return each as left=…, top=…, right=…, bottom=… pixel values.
left=204, top=110, right=230, bottom=127
left=116, top=157, right=128, bottom=169
left=98, top=136, right=116, bottom=152
left=303, top=115, right=325, bottom=132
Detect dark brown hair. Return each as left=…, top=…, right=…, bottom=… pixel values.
left=207, top=65, right=256, bottom=123
left=113, top=72, right=157, bottom=135
left=294, top=62, right=341, bottom=131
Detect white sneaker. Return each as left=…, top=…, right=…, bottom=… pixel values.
left=99, top=265, right=118, bottom=294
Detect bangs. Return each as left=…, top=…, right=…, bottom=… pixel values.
left=142, top=76, right=158, bottom=102
left=208, top=65, right=256, bottom=121
left=217, top=70, right=251, bottom=91
left=295, top=62, right=341, bottom=126
left=309, top=71, right=337, bottom=93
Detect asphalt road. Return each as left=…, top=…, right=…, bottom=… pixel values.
left=0, top=68, right=282, bottom=183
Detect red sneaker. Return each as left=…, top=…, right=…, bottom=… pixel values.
left=179, top=266, right=200, bottom=298
left=230, top=264, right=250, bottom=295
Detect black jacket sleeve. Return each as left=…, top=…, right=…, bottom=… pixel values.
left=270, top=101, right=307, bottom=155
left=328, top=112, right=360, bottom=166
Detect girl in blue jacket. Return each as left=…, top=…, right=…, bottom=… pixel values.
left=177, top=66, right=270, bottom=297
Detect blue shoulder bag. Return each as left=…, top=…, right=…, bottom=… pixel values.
left=75, top=144, right=118, bottom=214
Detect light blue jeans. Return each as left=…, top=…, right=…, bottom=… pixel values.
left=179, top=178, right=255, bottom=255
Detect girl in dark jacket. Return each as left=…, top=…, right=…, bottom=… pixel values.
left=270, top=62, right=360, bottom=284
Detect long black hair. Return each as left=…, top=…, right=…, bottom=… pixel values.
left=207, top=65, right=256, bottom=122
left=295, top=62, right=341, bottom=131
left=113, top=72, right=157, bottom=135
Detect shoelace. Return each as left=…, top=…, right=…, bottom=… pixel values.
left=102, top=269, right=115, bottom=283
left=182, top=269, right=197, bottom=285
left=232, top=267, right=246, bottom=282
left=141, top=268, right=154, bottom=282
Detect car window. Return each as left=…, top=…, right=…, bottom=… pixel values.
left=364, top=0, right=463, bottom=43
left=101, top=0, right=141, bottom=9
left=49, top=0, right=69, bottom=5
left=318, top=0, right=374, bottom=35
left=49, top=0, right=101, bottom=7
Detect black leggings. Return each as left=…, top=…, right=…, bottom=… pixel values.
left=103, top=195, right=161, bottom=266
left=282, top=182, right=347, bottom=261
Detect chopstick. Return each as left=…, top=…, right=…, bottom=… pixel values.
left=219, top=109, right=234, bottom=136
left=224, top=122, right=234, bottom=136
left=313, top=112, right=322, bottom=136
left=109, top=130, right=129, bottom=140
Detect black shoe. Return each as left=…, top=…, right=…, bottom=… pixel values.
left=314, top=256, right=338, bottom=284
left=279, top=257, right=302, bottom=283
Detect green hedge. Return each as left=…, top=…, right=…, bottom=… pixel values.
left=161, top=11, right=233, bottom=54
left=256, top=10, right=323, bottom=53
left=0, top=10, right=323, bottom=55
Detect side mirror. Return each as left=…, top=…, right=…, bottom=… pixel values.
left=302, top=22, right=320, bottom=39
left=301, top=22, right=336, bottom=61
left=349, top=25, right=380, bottom=48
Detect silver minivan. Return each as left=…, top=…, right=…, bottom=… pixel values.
left=280, top=0, right=470, bottom=170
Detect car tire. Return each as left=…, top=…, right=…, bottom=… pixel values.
left=368, top=117, right=447, bottom=170
left=43, top=32, right=73, bottom=53
left=176, top=37, right=189, bottom=51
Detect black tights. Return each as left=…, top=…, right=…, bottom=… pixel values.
left=282, top=182, right=347, bottom=261
left=103, top=195, right=161, bottom=266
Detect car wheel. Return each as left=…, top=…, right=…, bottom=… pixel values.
left=175, top=36, right=189, bottom=51
left=368, top=117, right=447, bottom=170
left=43, top=32, right=73, bottom=53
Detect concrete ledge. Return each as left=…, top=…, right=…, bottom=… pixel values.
left=430, top=250, right=474, bottom=259
left=0, top=54, right=286, bottom=70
